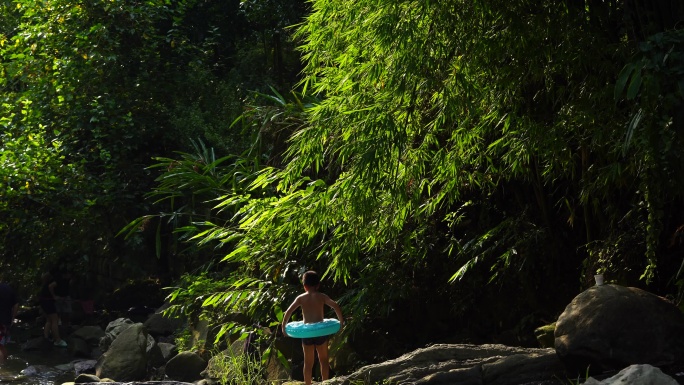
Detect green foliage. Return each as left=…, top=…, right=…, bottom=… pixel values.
left=206, top=347, right=266, bottom=385
left=164, top=274, right=290, bottom=384
left=204, top=329, right=290, bottom=385
left=120, top=135, right=300, bottom=348
left=118, top=138, right=272, bottom=270
left=165, top=272, right=228, bottom=322
left=0, top=0, right=200, bottom=274
left=5, top=0, right=684, bottom=369
left=0, top=0, right=308, bottom=285
left=133, top=2, right=684, bottom=356
left=174, top=328, right=199, bottom=353
left=564, top=365, right=593, bottom=385
left=278, top=0, right=683, bottom=293
left=614, top=29, right=684, bottom=283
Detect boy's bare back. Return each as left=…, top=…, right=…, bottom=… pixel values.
left=282, top=270, right=344, bottom=336
left=295, top=291, right=334, bottom=323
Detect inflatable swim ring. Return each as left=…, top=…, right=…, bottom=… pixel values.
left=285, top=318, right=341, bottom=339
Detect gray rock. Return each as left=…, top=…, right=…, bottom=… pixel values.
left=95, top=323, right=149, bottom=381
left=74, top=373, right=101, bottom=383
left=21, top=336, right=52, bottom=351
left=20, top=365, right=60, bottom=377
left=74, top=359, right=98, bottom=375
left=482, top=351, right=566, bottom=385
left=147, top=341, right=165, bottom=368
left=99, top=318, right=134, bottom=352
left=55, top=362, right=75, bottom=371
left=157, top=342, right=178, bottom=362
left=583, top=364, right=678, bottom=385
left=72, top=325, right=106, bottom=346
left=143, top=304, right=184, bottom=337
left=63, top=383, right=192, bottom=385
left=68, top=335, right=93, bottom=358
left=555, top=285, right=684, bottom=372
left=325, top=343, right=564, bottom=385
left=165, top=351, right=208, bottom=382
left=414, top=365, right=482, bottom=385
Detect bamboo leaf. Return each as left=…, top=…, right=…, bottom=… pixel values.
left=622, top=108, right=643, bottom=156
left=625, top=68, right=642, bottom=100
left=614, top=63, right=634, bottom=101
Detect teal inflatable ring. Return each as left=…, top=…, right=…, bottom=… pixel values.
left=285, top=318, right=341, bottom=338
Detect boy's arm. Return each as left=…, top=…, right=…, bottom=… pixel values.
left=281, top=297, right=301, bottom=337
left=324, top=296, right=344, bottom=326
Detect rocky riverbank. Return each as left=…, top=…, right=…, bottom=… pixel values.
left=8, top=284, right=684, bottom=385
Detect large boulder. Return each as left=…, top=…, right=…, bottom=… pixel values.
left=554, top=284, right=684, bottom=372
left=99, top=318, right=135, bottom=352
left=95, top=323, right=149, bottom=381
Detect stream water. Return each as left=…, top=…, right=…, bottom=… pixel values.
left=1, top=341, right=77, bottom=385
left=1, top=323, right=83, bottom=385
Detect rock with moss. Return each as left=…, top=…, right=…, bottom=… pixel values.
left=534, top=323, right=555, bottom=348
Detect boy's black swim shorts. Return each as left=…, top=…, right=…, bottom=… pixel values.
left=302, top=335, right=329, bottom=346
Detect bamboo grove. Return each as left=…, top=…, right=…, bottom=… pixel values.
left=3, top=0, right=684, bottom=354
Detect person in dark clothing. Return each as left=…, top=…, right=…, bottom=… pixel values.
left=39, top=273, right=67, bottom=347
left=54, top=270, right=73, bottom=330
left=0, top=281, right=19, bottom=361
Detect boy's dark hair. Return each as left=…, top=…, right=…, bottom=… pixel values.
left=302, top=271, right=320, bottom=287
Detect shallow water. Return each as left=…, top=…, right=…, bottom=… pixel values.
left=1, top=339, right=78, bottom=385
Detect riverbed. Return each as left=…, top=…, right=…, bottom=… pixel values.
left=1, top=325, right=80, bottom=385
left=1, top=341, right=78, bottom=385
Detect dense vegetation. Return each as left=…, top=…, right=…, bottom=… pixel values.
left=3, top=0, right=684, bottom=367
left=0, top=0, right=305, bottom=287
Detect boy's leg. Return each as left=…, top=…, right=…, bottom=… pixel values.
left=302, top=342, right=316, bottom=385
left=43, top=316, right=50, bottom=339
left=315, top=341, right=330, bottom=380
left=49, top=313, right=62, bottom=342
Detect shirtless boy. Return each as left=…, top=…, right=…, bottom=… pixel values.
left=282, top=271, right=344, bottom=385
